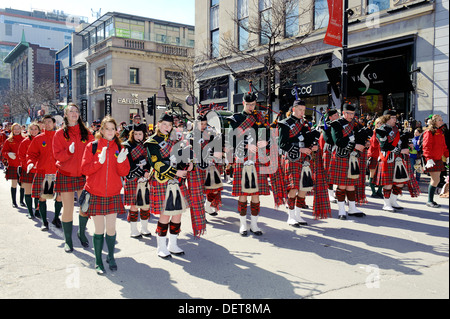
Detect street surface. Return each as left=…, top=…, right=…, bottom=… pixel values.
left=0, top=174, right=448, bottom=300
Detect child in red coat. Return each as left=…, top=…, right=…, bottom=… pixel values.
left=81, top=116, right=130, bottom=275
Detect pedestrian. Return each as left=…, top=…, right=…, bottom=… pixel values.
left=410, top=128, right=422, bottom=182
left=2, top=123, right=25, bottom=208
left=26, top=114, right=63, bottom=230
left=328, top=104, right=366, bottom=219
left=227, top=92, right=270, bottom=236
left=53, top=104, right=94, bottom=252
left=122, top=125, right=152, bottom=238
left=81, top=116, right=130, bottom=274
left=278, top=100, right=319, bottom=227
left=145, top=112, right=191, bottom=258
left=422, top=114, right=449, bottom=208
left=375, top=110, right=410, bottom=212
left=367, top=118, right=383, bottom=198
left=120, top=114, right=146, bottom=141
left=18, top=122, right=41, bottom=219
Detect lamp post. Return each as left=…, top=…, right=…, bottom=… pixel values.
left=60, top=75, right=71, bottom=104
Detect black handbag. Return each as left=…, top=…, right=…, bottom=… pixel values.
left=78, top=189, right=91, bottom=213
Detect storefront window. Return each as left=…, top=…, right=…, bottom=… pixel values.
left=367, top=0, right=390, bottom=14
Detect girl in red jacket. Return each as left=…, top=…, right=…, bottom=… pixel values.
left=81, top=116, right=130, bottom=275
left=2, top=123, right=25, bottom=208
left=26, top=115, right=63, bottom=231
left=18, top=122, right=41, bottom=218
left=53, top=104, right=94, bottom=252
left=422, top=114, right=449, bottom=208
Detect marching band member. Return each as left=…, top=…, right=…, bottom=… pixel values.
left=227, top=92, right=270, bottom=236
left=375, top=110, right=410, bottom=211
left=26, top=115, right=63, bottom=231
left=2, top=123, right=24, bottom=208
left=329, top=104, right=366, bottom=219
left=18, top=122, right=41, bottom=219
left=319, top=109, right=340, bottom=203
left=81, top=116, right=130, bottom=274
left=278, top=100, right=318, bottom=227
left=53, top=104, right=94, bottom=252
left=122, top=125, right=152, bottom=238
left=145, top=112, right=191, bottom=258
left=422, top=114, right=449, bottom=208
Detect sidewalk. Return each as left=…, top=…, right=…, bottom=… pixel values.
left=0, top=173, right=448, bottom=300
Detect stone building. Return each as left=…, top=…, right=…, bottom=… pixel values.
left=194, top=0, right=448, bottom=123
left=64, top=12, right=195, bottom=125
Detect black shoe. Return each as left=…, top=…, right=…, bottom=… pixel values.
left=64, top=244, right=74, bottom=253
left=12, top=203, right=18, bottom=208
left=288, top=222, right=301, bottom=228
left=348, top=212, right=366, bottom=217
left=41, top=223, right=49, bottom=231
left=141, top=232, right=152, bottom=238
left=52, top=218, right=62, bottom=228
left=77, top=233, right=89, bottom=247
left=240, top=230, right=248, bottom=237
left=339, top=215, right=347, bottom=220
left=426, top=201, right=441, bottom=208
left=392, top=206, right=404, bottom=210
left=250, top=229, right=263, bottom=236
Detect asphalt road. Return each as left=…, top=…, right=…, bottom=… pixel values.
left=0, top=173, right=448, bottom=301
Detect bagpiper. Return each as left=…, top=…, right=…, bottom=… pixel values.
left=227, top=92, right=270, bottom=236
left=122, top=124, right=152, bottom=238
left=375, top=110, right=410, bottom=211
left=278, top=100, right=319, bottom=227
left=328, top=104, right=367, bottom=219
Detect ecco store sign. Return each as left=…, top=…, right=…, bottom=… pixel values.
left=291, top=85, right=312, bottom=96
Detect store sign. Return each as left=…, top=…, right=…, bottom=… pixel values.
left=280, top=82, right=328, bottom=98
left=105, top=94, right=112, bottom=116
left=118, top=93, right=140, bottom=105
left=325, top=56, right=414, bottom=96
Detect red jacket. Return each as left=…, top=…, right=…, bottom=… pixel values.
left=81, top=138, right=130, bottom=197
left=422, top=127, right=449, bottom=161
left=26, top=130, right=57, bottom=175
left=1, top=134, right=25, bottom=167
left=367, top=130, right=380, bottom=158
left=53, top=124, right=95, bottom=177
left=18, top=136, right=37, bottom=174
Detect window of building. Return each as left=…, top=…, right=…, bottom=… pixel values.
left=130, top=68, right=139, bottom=85
left=97, top=68, right=105, bottom=87
left=314, top=0, right=329, bottom=30
left=105, top=18, right=115, bottom=38
left=238, top=0, right=249, bottom=51
left=285, top=0, right=299, bottom=38
left=367, top=0, right=390, bottom=13
left=210, top=0, right=220, bottom=58
left=90, top=29, right=97, bottom=46
left=259, top=0, right=272, bottom=45
left=165, top=71, right=183, bottom=88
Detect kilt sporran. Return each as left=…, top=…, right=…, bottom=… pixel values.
left=41, top=174, right=56, bottom=199
left=348, top=151, right=360, bottom=179
left=163, top=179, right=187, bottom=216
left=299, top=160, right=313, bottom=192
left=205, top=165, right=222, bottom=190
left=136, top=179, right=150, bottom=209
left=241, top=161, right=258, bottom=194
left=393, top=157, right=410, bottom=183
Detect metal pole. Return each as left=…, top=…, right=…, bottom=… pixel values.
left=340, top=0, right=349, bottom=113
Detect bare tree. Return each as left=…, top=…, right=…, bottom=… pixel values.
left=200, top=0, right=317, bottom=112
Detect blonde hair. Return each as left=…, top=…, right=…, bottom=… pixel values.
left=7, top=123, right=22, bottom=141
left=94, top=116, right=122, bottom=150
left=426, top=114, right=443, bottom=134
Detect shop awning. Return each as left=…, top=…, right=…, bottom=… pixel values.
left=325, top=55, right=414, bottom=97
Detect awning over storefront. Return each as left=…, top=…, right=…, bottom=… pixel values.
left=325, top=55, right=414, bottom=97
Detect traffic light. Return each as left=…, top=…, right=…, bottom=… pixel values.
left=147, top=96, right=154, bottom=116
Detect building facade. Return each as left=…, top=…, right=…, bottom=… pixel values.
left=194, top=0, right=449, bottom=123
left=0, top=7, right=86, bottom=92
left=66, top=12, right=195, bottom=125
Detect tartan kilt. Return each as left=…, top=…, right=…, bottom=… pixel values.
left=284, top=158, right=303, bottom=191
left=148, top=177, right=189, bottom=215
left=86, top=193, right=126, bottom=216
left=31, top=173, right=45, bottom=198
left=123, top=178, right=138, bottom=206
left=375, top=154, right=404, bottom=186
left=55, top=171, right=86, bottom=193
left=232, top=161, right=270, bottom=196
left=367, top=156, right=378, bottom=170
left=424, top=158, right=445, bottom=173
left=328, top=154, right=358, bottom=186
left=5, top=166, right=18, bottom=181
left=20, top=171, right=35, bottom=184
